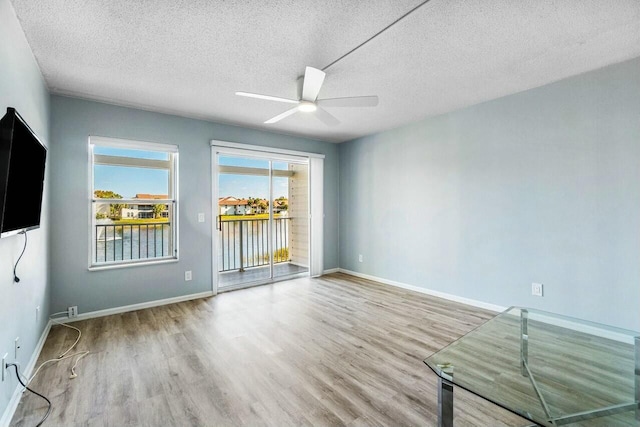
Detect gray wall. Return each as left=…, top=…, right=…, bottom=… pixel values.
left=49, top=96, right=339, bottom=314
left=0, top=0, right=51, bottom=418
left=340, top=57, right=640, bottom=331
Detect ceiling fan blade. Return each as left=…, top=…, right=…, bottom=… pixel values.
left=301, top=66, right=326, bottom=102
left=317, top=95, right=379, bottom=108
left=264, top=106, right=300, bottom=124
left=314, top=107, right=340, bottom=126
left=236, top=92, right=299, bottom=104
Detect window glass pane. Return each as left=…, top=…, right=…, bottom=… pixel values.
left=91, top=139, right=176, bottom=267
left=219, top=155, right=270, bottom=200
left=94, top=165, right=169, bottom=198
left=272, top=161, right=288, bottom=170
left=94, top=146, right=169, bottom=161
left=93, top=202, right=174, bottom=263
left=219, top=156, right=268, bottom=168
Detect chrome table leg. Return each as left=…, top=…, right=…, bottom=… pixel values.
left=438, top=374, right=454, bottom=427
left=521, top=309, right=529, bottom=376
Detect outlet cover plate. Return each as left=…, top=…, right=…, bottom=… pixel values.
left=185, top=271, right=192, bottom=281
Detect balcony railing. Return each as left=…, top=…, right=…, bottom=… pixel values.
left=219, top=217, right=290, bottom=272
left=95, top=222, right=172, bottom=264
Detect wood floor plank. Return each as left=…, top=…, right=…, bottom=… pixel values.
left=11, top=273, right=534, bottom=426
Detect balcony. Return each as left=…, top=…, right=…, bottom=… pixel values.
left=218, top=217, right=308, bottom=288
left=93, top=216, right=307, bottom=283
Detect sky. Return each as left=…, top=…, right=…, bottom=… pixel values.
left=93, top=147, right=291, bottom=200
left=93, top=146, right=169, bottom=198
left=219, top=156, right=289, bottom=200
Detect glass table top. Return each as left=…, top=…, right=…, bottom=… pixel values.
left=424, top=306, right=639, bottom=426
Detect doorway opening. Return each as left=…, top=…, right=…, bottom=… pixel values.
left=211, top=142, right=323, bottom=293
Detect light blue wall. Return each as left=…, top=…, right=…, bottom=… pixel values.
left=340, top=57, right=640, bottom=331
left=0, top=0, right=51, bottom=419
left=49, top=96, right=339, bottom=314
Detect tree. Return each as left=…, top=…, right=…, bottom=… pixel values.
left=109, top=204, right=124, bottom=219
left=94, top=190, right=123, bottom=199
left=152, top=203, right=165, bottom=218
left=257, top=199, right=268, bottom=213
left=275, top=196, right=288, bottom=211
left=247, top=197, right=264, bottom=214
left=95, top=190, right=123, bottom=219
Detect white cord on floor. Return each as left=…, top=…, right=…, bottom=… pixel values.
left=27, top=312, right=90, bottom=385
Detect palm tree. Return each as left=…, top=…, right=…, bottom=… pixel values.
left=152, top=203, right=165, bottom=218
left=109, top=203, right=124, bottom=219
left=246, top=197, right=256, bottom=214
left=95, top=190, right=124, bottom=219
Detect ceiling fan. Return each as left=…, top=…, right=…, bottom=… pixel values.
left=235, top=66, right=378, bottom=126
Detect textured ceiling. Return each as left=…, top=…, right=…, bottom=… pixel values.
left=9, top=0, right=640, bottom=143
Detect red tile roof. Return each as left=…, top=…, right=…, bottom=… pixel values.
left=218, top=196, right=249, bottom=206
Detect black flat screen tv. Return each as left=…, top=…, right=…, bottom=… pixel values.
left=0, top=107, right=47, bottom=238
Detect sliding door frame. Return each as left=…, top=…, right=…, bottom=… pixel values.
left=210, top=140, right=324, bottom=294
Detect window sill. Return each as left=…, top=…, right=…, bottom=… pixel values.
left=89, top=257, right=178, bottom=272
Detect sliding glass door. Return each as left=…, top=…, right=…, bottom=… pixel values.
left=214, top=150, right=310, bottom=291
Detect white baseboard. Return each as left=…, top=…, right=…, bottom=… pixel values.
left=337, top=269, right=637, bottom=343
left=322, top=268, right=339, bottom=274
left=61, top=291, right=215, bottom=323
left=337, top=268, right=506, bottom=313
left=1, top=320, right=52, bottom=427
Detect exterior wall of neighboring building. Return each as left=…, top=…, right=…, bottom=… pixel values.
left=218, top=197, right=253, bottom=215
left=121, top=207, right=169, bottom=219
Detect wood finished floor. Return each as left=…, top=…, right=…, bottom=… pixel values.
left=10, top=273, right=529, bottom=426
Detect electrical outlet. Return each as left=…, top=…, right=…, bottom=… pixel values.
left=68, top=306, right=78, bottom=318
left=198, top=213, right=205, bottom=223
left=1, top=353, right=7, bottom=382
left=532, top=283, right=544, bottom=297
left=358, top=254, right=363, bottom=263
left=14, top=338, right=20, bottom=359
left=185, top=270, right=192, bottom=281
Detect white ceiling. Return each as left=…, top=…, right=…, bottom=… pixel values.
left=10, top=0, right=640, bottom=143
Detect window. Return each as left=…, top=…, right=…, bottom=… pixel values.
left=89, top=137, right=178, bottom=268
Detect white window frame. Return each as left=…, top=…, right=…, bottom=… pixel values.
left=88, top=136, right=179, bottom=270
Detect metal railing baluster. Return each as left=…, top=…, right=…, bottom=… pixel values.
left=94, top=221, right=173, bottom=264
left=216, top=217, right=291, bottom=273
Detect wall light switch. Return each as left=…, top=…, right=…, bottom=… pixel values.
left=532, top=282, right=543, bottom=297
left=198, top=213, right=205, bottom=223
